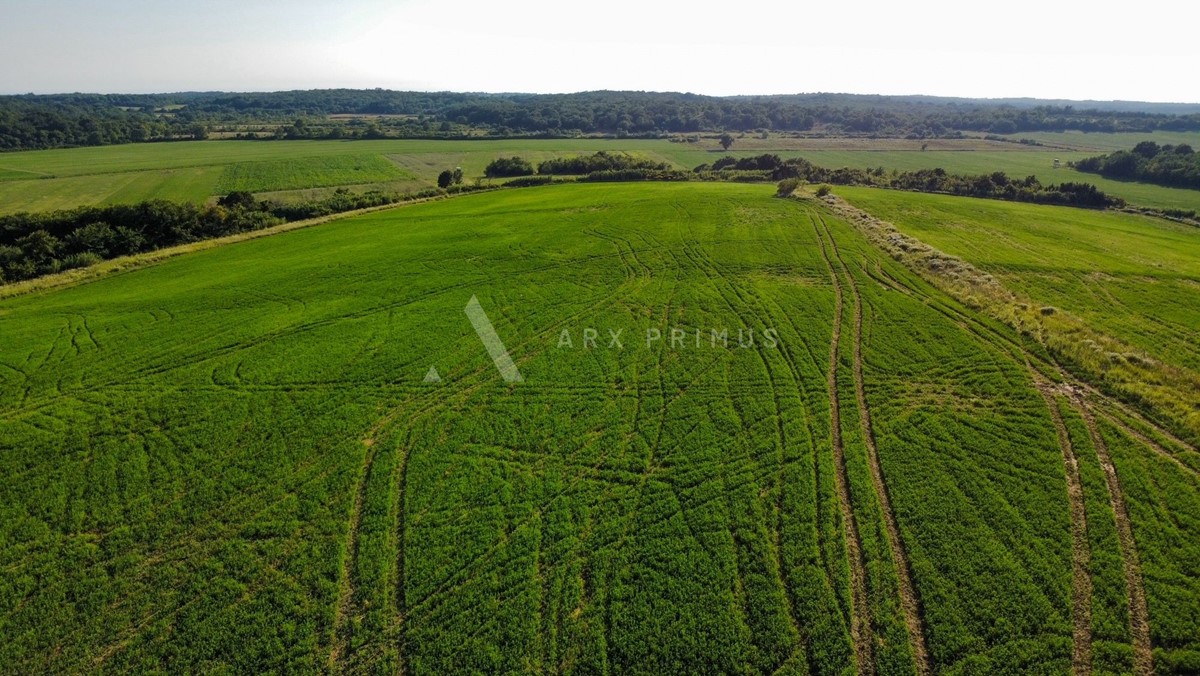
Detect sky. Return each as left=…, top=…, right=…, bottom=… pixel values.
left=1, top=0, right=1196, bottom=102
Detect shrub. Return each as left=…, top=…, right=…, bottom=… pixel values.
left=776, top=178, right=802, bottom=197
left=504, top=176, right=556, bottom=188
left=537, top=151, right=668, bottom=175
left=484, top=156, right=534, bottom=178
left=61, top=252, right=103, bottom=270
left=815, top=184, right=832, bottom=197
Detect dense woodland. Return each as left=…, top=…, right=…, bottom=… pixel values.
left=1075, top=141, right=1200, bottom=190
left=4, top=90, right=1200, bottom=151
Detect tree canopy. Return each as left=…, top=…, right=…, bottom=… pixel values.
left=1075, top=142, right=1200, bottom=190
left=4, top=90, right=1200, bottom=152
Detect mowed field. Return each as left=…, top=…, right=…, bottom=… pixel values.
left=1, top=182, right=1197, bottom=673
left=2, top=130, right=1199, bottom=214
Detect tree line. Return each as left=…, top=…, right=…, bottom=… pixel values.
left=1074, top=141, right=1200, bottom=190
left=484, top=151, right=671, bottom=177
left=693, top=154, right=1126, bottom=208
left=6, top=90, right=1200, bottom=151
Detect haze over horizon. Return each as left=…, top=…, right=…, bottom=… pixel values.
left=1, top=0, right=1197, bottom=104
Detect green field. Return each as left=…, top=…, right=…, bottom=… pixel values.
left=215, top=154, right=413, bottom=194
left=837, top=187, right=1200, bottom=374
left=997, top=130, right=1200, bottom=153
left=2, top=182, right=1196, bottom=673
left=2, top=132, right=1200, bottom=215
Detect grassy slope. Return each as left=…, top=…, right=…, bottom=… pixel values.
left=2, top=131, right=1200, bottom=213
left=2, top=182, right=1196, bottom=673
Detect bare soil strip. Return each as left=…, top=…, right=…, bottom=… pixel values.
left=1073, top=394, right=1153, bottom=676
left=821, top=215, right=931, bottom=675
left=1036, top=381, right=1094, bottom=675
left=812, top=215, right=875, bottom=675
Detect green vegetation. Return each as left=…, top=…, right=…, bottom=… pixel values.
left=4, top=134, right=1200, bottom=216
left=836, top=186, right=1200, bottom=441
left=6, top=90, right=1200, bottom=152
left=483, top=156, right=534, bottom=178
left=1076, top=141, right=1200, bottom=194
left=776, top=177, right=801, bottom=197
left=0, top=186, right=490, bottom=283
left=701, top=154, right=1125, bottom=208
left=2, top=182, right=1196, bottom=673
left=536, top=151, right=669, bottom=175
left=215, top=154, right=410, bottom=193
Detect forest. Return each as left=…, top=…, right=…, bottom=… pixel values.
left=5, top=90, right=1200, bottom=151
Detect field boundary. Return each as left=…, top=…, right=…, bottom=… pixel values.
left=815, top=191, right=1199, bottom=451
left=804, top=190, right=1176, bottom=676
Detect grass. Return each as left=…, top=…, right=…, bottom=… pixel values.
left=2, top=182, right=1196, bottom=672
left=0, top=167, right=224, bottom=214
left=997, top=130, right=1200, bottom=153
left=3, top=133, right=1200, bottom=214
left=215, top=154, right=411, bottom=194
left=836, top=187, right=1200, bottom=440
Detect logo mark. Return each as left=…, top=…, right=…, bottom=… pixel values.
left=464, top=295, right=523, bottom=383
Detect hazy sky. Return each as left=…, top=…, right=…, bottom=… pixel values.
left=1, top=0, right=1196, bottom=102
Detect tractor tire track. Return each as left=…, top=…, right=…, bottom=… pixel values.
left=1071, top=393, right=1153, bottom=676
left=820, top=215, right=931, bottom=676
left=675, top=225, right=808, bottom=666
left=329, top=437, right=383, bottom=671
left=807, top=187, right=1170, bottom=676
left=1034, top=380, right=1093, bottom=676
left=812, top=215, right=875, bottom=675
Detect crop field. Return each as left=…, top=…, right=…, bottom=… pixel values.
left=836, top=186, right=1200, bottom=440
left=836, top=188, right=1200, bottom=371
left=215, top=154, right=413, bottom=194
left=3, top=132, right=1200, bottom=214
left=997, top=130, right=1200, bottom=153
left=0, top=167, right=225, bottom=214
left=1, top=182, right=1196, bottom=673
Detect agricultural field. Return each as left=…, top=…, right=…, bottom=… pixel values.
left=3, top=131, right=1200, bottom=215
left=836, top=188, right=1200, bottom=371
left=1, top=182, right=1196, bottom=673
left=836, top=186, right=1200, bottom=440
left=214, top=154, right=413, bottom=194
